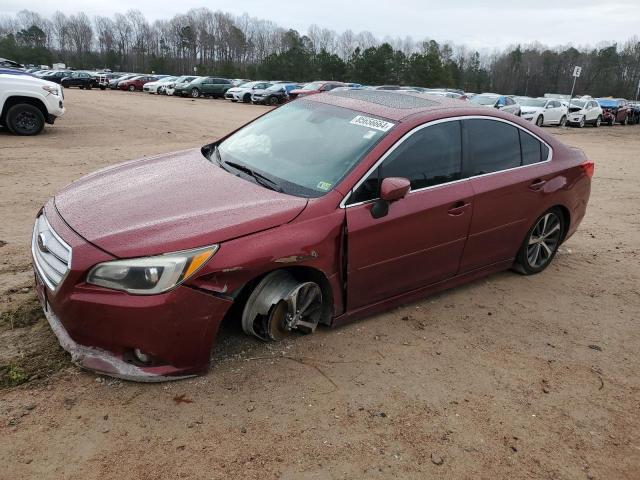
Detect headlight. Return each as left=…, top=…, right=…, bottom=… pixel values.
left=42, top=85, right=59, bottom=96
left=86, top=245, right=218, bottom=295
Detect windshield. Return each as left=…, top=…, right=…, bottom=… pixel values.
left=302, top=82, right=323, bottom=91
left=266, top=84, right=286, bottom=92
left=238, top=81, right=260, bottom=88
left=570, top=100, right=586, bottom=108
left=160, top=76, right=177, bottom=83
left=471, top=95, right=498, bottom=105
left=216, top=101, right=393, bottom=197
left=516, top=98, right=547, bottom=107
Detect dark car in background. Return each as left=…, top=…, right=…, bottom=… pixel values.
left=289, top=81, right=345, bottom=99
left=61, top=71, right=98, bottom=89
left=97, top=73, right=123, bottom=90
left=596, top=98, right=631, bottom=125
left=118, top=75, right=158, bottom=92
left=627, top=102, right=640, bottom=124
left=251, top=83, right=302, bottom=105
left=175, top=76, right=232, bottom=98
left=108, top=74, right=137, bottom=90
left=41, top=70, right=73, bottom=84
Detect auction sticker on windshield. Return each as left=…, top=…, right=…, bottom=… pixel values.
left=350, top=115, right=395, bottom=132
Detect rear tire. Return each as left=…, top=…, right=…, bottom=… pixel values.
left=6, top=104, right=45, bottom=136
left=269, top=96, right=279, bottom=106
left=513, top=208, right=565, bottom=275
left=559, top=115, right=567, bottom=127
left=128, top=85, right=135, bottom=92
left=593, top=116, right=601, bottom=128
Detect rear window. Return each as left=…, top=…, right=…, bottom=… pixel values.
left=464, top=119, right=521, bottom=176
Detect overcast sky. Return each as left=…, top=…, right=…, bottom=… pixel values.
left=1, top=0, right=638, bottom=50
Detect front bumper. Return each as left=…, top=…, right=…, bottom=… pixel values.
left=32, top=203, right=234, bottom=381
left=225, top=91, right=241, bottom=100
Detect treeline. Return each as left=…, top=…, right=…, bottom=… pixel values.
left=1, top=9, right=639, bottom=98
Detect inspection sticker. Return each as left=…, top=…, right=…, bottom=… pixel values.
left=317, top=181, right=332, bottom=191
left=350, top=115, right=395, bottom=132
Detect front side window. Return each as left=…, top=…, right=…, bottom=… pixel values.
left=217, top=100, right=392, bottom=197
left=464, top=119, right=520, bottom=176
left=350, top=121, right=462, bottom=204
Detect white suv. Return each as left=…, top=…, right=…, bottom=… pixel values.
left=566, top=99, right=603, bottom=128
left=0, top=71, right=65, bottom=135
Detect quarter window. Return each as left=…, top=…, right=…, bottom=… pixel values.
left=520, top=130, right=545, bottom=165
left=464, top=119, right=521, bottom=175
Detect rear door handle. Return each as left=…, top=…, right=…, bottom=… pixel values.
left=448, top=201, right=470, bottom=216
left=529, top=179, right=547, bottom=191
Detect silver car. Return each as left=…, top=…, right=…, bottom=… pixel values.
left=470, top=93, right=521, bottom=116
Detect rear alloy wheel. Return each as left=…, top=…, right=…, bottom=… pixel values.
left=535, top=115, right=544, bottom=127
left=594, top=116, right=601, bottom=128
left=6, top=104, right=45, bottom=136
left=513, top=209, right=565, bottom=275
left=191, top=88, right=200, bottom=98
left=128, top=85, right=135, bottom=92
left=559, top=115, right=567, bottom=127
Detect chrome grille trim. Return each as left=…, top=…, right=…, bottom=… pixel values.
left=32, top=214, right=72, bottom=292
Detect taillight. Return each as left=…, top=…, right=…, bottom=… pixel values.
left=580, top=161, right=595, bottom=178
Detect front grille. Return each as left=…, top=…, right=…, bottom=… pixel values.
left=32, top=214, right=72, bottom=291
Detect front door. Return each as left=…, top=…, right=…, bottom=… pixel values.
left=346, top=120, right=473, bottom=309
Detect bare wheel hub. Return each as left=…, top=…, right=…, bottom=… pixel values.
left=242, top=271, right=323, bottom=341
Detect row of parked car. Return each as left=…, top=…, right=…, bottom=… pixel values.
left=468, top=92, right=640, bottom=128
left=12, top=66, right=640, bottom=133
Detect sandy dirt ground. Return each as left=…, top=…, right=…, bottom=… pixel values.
left=0, top=89, right=639, bottom=480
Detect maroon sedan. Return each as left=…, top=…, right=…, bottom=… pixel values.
left=32, top=90, right=593, bottom=381
left=289, top=81, right=345, bottom=99
left=118, top=75, right=157, bottom=92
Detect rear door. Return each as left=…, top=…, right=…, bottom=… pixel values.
left=346, top=120, right=473, bottom=309
left=458, top=118, right=552, bottom=272
left=201, top=78, right=214, bottom=94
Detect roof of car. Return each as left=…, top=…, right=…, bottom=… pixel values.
left=307, top=89, right=468, bottom=122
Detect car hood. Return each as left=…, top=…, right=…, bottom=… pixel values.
left=54, top=149, right=308, bottom=258
left=521, top=107, right=543, bottom=114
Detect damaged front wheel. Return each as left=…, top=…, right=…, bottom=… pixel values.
left=241, top=270, right=323, bottom=341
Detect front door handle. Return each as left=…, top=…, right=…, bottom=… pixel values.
left=448, top=201, right=470, bottom=216
left=529, top=179, right=547, bottom=191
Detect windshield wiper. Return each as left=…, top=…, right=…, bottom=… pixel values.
left=223, top=160, right=284, bottom=193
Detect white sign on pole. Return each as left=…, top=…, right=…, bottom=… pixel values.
left=573, top=66, right=582, bottom=78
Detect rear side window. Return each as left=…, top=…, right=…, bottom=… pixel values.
left=464, top=119, right=521, bottom=175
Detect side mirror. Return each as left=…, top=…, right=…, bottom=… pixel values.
left=370, top=178, right=410, bottom=219
left=380, top=177, right=411, bottom=202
